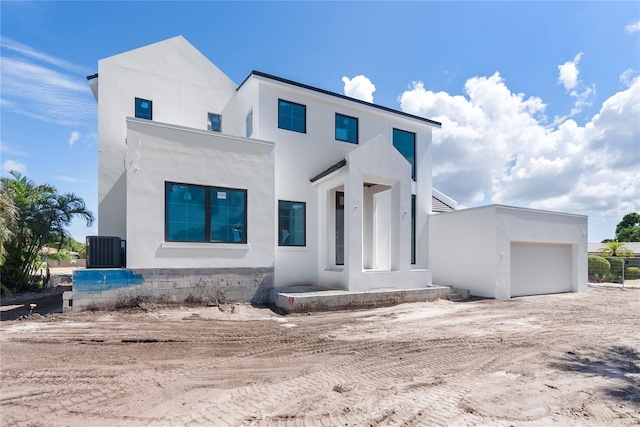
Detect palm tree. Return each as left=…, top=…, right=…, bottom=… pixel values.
left=598, top=241, right=634, bottom=258
left=0, top=186, right=18, bottom=265
left=0, top=171, right=94, bottom=293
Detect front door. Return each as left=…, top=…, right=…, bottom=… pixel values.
left=336, top=191, right=344, bottom=265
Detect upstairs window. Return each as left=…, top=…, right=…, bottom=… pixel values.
left=335, top=113, right=358, bottom=144
left=393, top=128, right=416, bottom=179
left=135, top=98, right=152, bottom=120
left=208, top=113, right=222, bottom=132
left=278, top=200, right=306, bottom=247
left=278, top=99, right=306, bottom=133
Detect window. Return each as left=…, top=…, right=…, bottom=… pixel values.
left=278, top=200, right=306, bottom=246
left=393, top=128, right=416, bottom=179
left=166, top=182, right=247, bottom=243
left=411, top=195, right=416, bottom=265
left=335, top=113, right=358, bottom=144
left=208, top=113, right=222, bottom=132
left=246, top=109, right=253, bottom=137
left=135, top=98, right=152, bottom=120
left=278, top=99, right=306, bottom=133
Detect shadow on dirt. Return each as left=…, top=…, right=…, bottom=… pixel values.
left=550, top=345, right=640, bottom=406
left=0, top=286, right=70, bottom=321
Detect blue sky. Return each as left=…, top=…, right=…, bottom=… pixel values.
left=1, top=1, right=639, bottom=243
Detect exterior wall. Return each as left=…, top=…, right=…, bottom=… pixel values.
left=429, top=206, right=498, bottom=298
left=97, top=36, right=237, bottom=238
left=494, top=206, right=588, bottom=296
left=94, top=36, right=440, bottom=298
left=429, top=205, right=588, bottom=299
left=246, top=78, right=435, bottom=289
left=63, top=267, right=273, bottom=312
left=125, top=118, right=275, bottom=270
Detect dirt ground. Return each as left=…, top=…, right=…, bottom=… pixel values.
left=1, top=286, right=639, bottom=426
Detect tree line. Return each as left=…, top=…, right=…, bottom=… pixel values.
left=0, top=172, right=94, bottom=296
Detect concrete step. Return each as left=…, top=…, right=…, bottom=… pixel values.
left=449, top=292, right=464, bottom=302
left=443, top=286, right=471, bottom=302
left=272, top=286, right=452, bottom=314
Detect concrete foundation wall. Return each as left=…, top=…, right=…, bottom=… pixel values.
left=64, top=267, right=273, bottom=312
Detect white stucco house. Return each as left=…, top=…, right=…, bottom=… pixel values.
left=69, top=35, right=588, bottom=311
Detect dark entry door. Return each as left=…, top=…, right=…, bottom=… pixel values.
left=336, top=191, right=344, bottom=265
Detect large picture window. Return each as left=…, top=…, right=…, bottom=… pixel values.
left=278, top=200, right=306, bottom=246
left=166, top=182, right=247, bottom=243
left=393, top=128, right=416, bottom=179
left=278, top=99, right=306, bottom=133
left=335, top=113, right=358, bottom=144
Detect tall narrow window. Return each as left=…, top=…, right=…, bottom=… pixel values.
left=208, top=113, right=222, bottom=132
left=393, top=128, right=416, bottom=179
left=246, top=109, right=253, bottom=137
left=335, top=113, right=358, bottom=144
left=135, top=98, right=152, bottom=120
left=165, top=182, right=247, bottom=243
left=411, top=195, right=416, bottom=265
left=278, top=201, right=306, bottom=246
left=278, top=99, right=306, bottom=133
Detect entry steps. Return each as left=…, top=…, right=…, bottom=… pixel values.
left=271, top=285, right=470, bottom=314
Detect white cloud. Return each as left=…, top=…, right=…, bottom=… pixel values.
left=2, top=160, right=28, bottom=175
left=0, top=142, right=28, bottom=156
left=398, top=73, right=640, bottom=218
left=68, top=131, right=80, bottom=147
left=625, top=20, right=640, bottom=33
left=54, top=175, right=96, bottom=184
left=558, top=52, right=583, bottom=90
left=0, top=39, right=96, bottom=126
left=556, top=53, right=595, bottom=117
left=620, top=68, right=639, bottom=87
left=0, top=37, right=93, bottom=74
left=342, top=75, right=376, bottom=102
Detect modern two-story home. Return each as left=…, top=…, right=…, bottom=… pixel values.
left=68, top=36, right=588, bottom=311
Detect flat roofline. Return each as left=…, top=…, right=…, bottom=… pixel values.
left=433, top=204, right=588, bottom=219
left=125, top=116, right=275, bottom=148
left=238, top=71, right=441, bottom=128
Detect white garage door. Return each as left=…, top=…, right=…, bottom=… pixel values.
left=510, top=243, right=572, bottom=297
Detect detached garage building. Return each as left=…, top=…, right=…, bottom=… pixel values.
left=429, top=205, right=588, bottom=299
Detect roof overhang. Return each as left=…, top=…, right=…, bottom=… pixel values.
left=87, top=73, right=99, bottom=103
left=238, top=71, right=441, bottom=128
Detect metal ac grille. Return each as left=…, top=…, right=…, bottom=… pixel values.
left=86, top=236, right=122, bottom=268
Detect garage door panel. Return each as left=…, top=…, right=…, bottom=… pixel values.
left=511, top=243, right=572, bottom=297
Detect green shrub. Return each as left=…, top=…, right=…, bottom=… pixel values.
left=625, top=267, right=640, bottom=280
left=588, top=255, right=610, bottom=276
left=48, top=250, right=75, bottom=261
left=605, top=257, right=624, bottom=276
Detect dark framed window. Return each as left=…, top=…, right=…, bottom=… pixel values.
left=278, top=200, right=306, bottom=246
left=393, top=128, right=416, bottom=179
left=278, top=99, right=306, bottom=133
left=335, top=113, right=358, bottom=144
left=135, top=98, right=152, bottom=120
left=411, top=195, right=416, bottom=265
left=166, top=182, right=247, bottom=243
left=208, top=113, right=222, bottom=132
